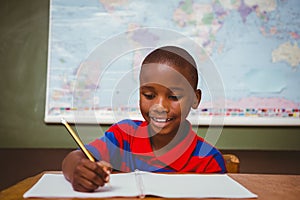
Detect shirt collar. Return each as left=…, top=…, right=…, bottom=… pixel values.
left=155, top=122, right=197, bottom=171
left=131, top=121, right=154, bottom=155
left=132, top=121, right=197, bottom=171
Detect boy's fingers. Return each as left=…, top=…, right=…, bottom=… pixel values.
left=82, top=165, right=106, bottom=187
left=72, top=169, right=101, bottom=192
left=74, top=177, right=98, bottom=192
left=75, top=159, right=107, bottom=187
left=97, top=161, right=112, bottom=182
left=97, top=160, right=112, bottom=173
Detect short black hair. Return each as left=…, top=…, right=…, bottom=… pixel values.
left=142, top=46, right=198, bottom=89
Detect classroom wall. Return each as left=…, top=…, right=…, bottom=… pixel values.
left=0, top=0, right=300, bottom=191
left=1, top=0, right=299, bottom=150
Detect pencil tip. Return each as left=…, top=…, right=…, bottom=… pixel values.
left=61, top=118, right=66, bottom=125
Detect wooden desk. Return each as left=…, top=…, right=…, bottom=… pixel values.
left=0, top=171, right=299, bottom=200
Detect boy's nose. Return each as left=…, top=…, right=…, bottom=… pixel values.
left=152, top=97, right=170, bottom=113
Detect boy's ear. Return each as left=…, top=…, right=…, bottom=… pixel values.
left=192, top=89, right=201, bottom=109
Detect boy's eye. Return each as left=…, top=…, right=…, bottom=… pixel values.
left=143, top=93, right=155, bottom=99
left=169, top=95, right=182, bottom=101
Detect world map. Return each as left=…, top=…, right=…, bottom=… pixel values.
left=45, top=0, right=300, bottom=125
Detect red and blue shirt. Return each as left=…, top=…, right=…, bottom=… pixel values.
left=86, top=119, right=226, bottom=173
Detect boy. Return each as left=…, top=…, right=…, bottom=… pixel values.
left=62, top=46, right=226, bottom=192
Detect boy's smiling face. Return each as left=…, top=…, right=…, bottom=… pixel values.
left=139, top=63, right=201, bottom=137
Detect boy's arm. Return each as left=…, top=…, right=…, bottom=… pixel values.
left=62, top=150, right=112, bottom=192
left=204, top=151, right=227, bottom=173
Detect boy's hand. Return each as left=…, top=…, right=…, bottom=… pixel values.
left=71, top=159, right=112, bottom=192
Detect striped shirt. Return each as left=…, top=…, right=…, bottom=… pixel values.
left=86, top=119, right=226, bottom=173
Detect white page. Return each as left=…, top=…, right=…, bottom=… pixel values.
left=24, top=172, right=257, bottom=199
left=23, top=173, right=139, bottom=198
left=140, top=172, right=257, bottom=198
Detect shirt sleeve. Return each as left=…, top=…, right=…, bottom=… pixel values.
left=85, top=123, right=123, bottom=166
left=85, top=119, right=137, bottom=170
left=204, top=150, right=227, bottom=173
left=192, top=139, right=227, bottom=173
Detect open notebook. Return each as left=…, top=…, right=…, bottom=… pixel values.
left=24, top=171, right=257, bottom=198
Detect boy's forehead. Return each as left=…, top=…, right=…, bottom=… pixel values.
left=140, top=63, right=193, bottom=89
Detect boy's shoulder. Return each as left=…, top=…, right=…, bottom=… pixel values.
left=193, top=134, right=222, bottom=156
left=105, top=119, right=147, bottom=142
left=108, top=119, right=146, bottom=133
left=114, top=119, right=144, bottom=127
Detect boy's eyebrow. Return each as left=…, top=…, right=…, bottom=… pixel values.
left=168, top=87, right=185, bottom=92
left=140, top=85, right=155, bottom=90
left=140, top=85, right=185, bottom=92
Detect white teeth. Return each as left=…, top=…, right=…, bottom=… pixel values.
left=156, top=118, right=167, bottom=122
left=152, top=117, right=172, bottom=122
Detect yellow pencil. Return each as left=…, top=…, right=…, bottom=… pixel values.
left=61, top=118, right=95, bottom=162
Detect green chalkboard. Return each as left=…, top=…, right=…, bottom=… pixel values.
left=0, top=0, right=299, bottom=150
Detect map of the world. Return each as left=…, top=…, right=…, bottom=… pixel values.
left=45, top=0, right=300, bottom=125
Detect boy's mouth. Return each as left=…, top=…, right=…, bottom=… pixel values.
left=150, top=117, right=173, bottom=123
